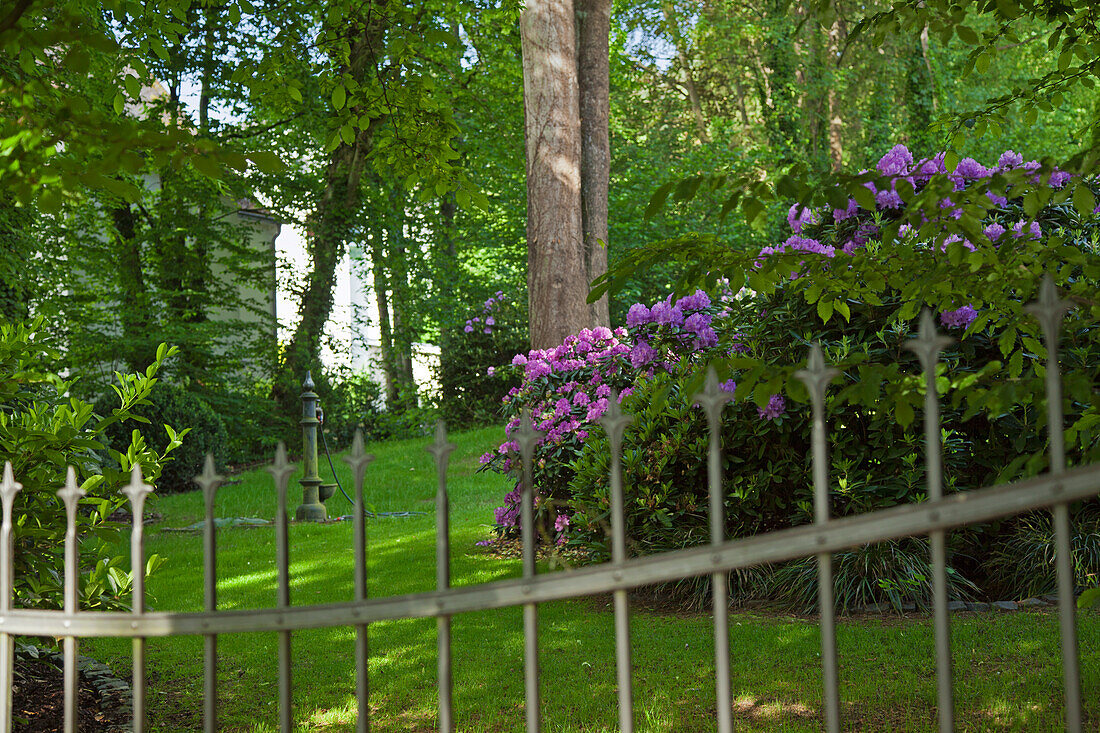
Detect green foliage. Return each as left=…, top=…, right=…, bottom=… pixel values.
left=319, top=370, right=386, bottom=447
left=438, top=293, right=527, bottom=428
left=768, top=539, right=977, bottom=613
left=95, top=385, right=227, bottom=494
left=0, top=317, right=178, bottom=613
left=985, top=506, right=1100, bottom=599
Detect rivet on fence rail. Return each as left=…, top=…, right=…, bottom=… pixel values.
left=343, top=430, right=375, bottom=733
left=0, top=462, right=20, bottom=733
left=905, top=310, right=955, bottom=733
left=427, top=421, right=456, bottom=733
left=267, top=443, right=296, bottom=733
left=599, top=394, right=635, bottom=733
left=195, top=455, right=224, bottom=733
left=795, top=343, right=841, bottom=733
left=515, top=408, right=543, bottom=733
left=1025, top=274, right=1081, bottom=733
left=694, top=366, right=734, bottom=733
left=122, top=465, right=153, bottom=733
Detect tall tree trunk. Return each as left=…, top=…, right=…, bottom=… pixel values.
left=386, top=185, right=416, bottom=407
left=369, top=219, right=399, bottom=409
left=274, top=13, right=380, bottom=412
left=521, top=0, right=588, bottom=350
left=576, top=0, right=610, bottom=328
left=111, top=203, right=157, bottom=371
left=826, top=16, right=844, bottom=172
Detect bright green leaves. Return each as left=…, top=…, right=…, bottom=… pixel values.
left=1073, top=183, right=1096, bottom=215
left=332, top=84, right=346, bottom=111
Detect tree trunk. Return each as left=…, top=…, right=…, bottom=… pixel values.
left=576, top=0, right=610, bottom=328
left=274, top=13, right=380, bottom=412
left=369, top=219, right=399, bottom=409
left=111, top=203, right=156, bottom=371
left=521, top=0, right=589, bottom=350
left=826, top=16, right=844, bottom=172
left=386, top=186, right=416, bottom=407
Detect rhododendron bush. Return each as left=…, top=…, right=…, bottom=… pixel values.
left=481, top=146, right=1100, bottom=608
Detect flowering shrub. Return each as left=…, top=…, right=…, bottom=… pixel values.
left=481, top=289, right=764, bottom=540
left=437, top=291, right=529, bottom=428
left=487, top=144, right=1099, bottom=609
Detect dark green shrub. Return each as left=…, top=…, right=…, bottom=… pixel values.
left=1, top=317, right=176, bottom=613
left=438, top=291, right=527, bottom=429
left=96, top=384, right=228, bottom=494
left=319, top=370, right=386, bottom=446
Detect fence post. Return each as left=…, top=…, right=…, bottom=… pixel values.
left=296, top=371, right=327, bottom=522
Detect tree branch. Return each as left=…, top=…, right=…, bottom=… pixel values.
left=0, top=0, right=35, bottom=34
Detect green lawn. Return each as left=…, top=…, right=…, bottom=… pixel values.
left=84, top=426, right=1098, bottom=732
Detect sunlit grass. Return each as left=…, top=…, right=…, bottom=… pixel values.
left=84, top=426, right=1099, bottom=731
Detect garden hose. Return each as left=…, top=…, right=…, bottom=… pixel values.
left=317, top=406, right=424, bottom=519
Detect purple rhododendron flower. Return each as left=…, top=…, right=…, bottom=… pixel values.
left=940, top=306, right=978, bottom=329
left=630, top=341, right=657, bottom=368
left=586, top=397, right=609, bottom=422
left=787, top=204, right=816, bottom=233
left=997, top=150, right=1024, bottom=170
left=554, top=514, right=570, bottom=532
left=525, top=360, right=552, bottom=379
left=986, top=191, right=1009, bottom=207
left=486, top=367, right=495, bottom=376
left=464, top=324, right=474, bottom=333
left=877, top=144, right=913, bottom=176
left=941, top=234, right=976, bottom=252
left=649, top=299, right=685, bottom=326
left=1050, top=170, right=1073, bottom=188
left=676, top=289, right=711, bottom=311
left=720, top=379, right=737, bottom=394
left=1012, top=220, right=1042, bottom=240
left=913, top=153, right=946, bottom=181
left=757, top=394, right=786, bottom=420
left=512, top=354, right=527, bottom=366
left=950, top=158, right=991, bottom=189
left=984, top=223, right=1006, bottom=243
left=833, top=198, right=858, bottom=222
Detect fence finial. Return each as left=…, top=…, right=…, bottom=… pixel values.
left=693, top=366, right=733, bottom=422
left=598, top=392, right=633, bottom=447
left=0, top=463, right=21, bottom=519
left=794, top=342, right=839, bottom=407
left=195, top=454, right=224, bottom=509
left=427, top=420, right=456, bottom=465
left=1024, top=273, right=1073, bottom=345
left=515, top=408, right=542, bottom=466
left=343, top=430, right=375, bottom=488
left=904, top=309, right=954, bottom=372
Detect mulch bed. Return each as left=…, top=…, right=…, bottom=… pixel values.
left=12, top=656, right=122, bottom=733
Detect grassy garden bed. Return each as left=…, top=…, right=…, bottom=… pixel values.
left=84, top=427, right=1098, bottom=732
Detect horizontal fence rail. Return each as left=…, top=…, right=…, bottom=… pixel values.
left=0, top=274, right=1095, bottom=733
left=1, top=462, right=1096, bottom=638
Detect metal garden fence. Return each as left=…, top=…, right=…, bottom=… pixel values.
left=0, top=275, right=1097, bottom=733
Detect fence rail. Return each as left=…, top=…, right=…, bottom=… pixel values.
left=0, top=274, right=1096, bottom=733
